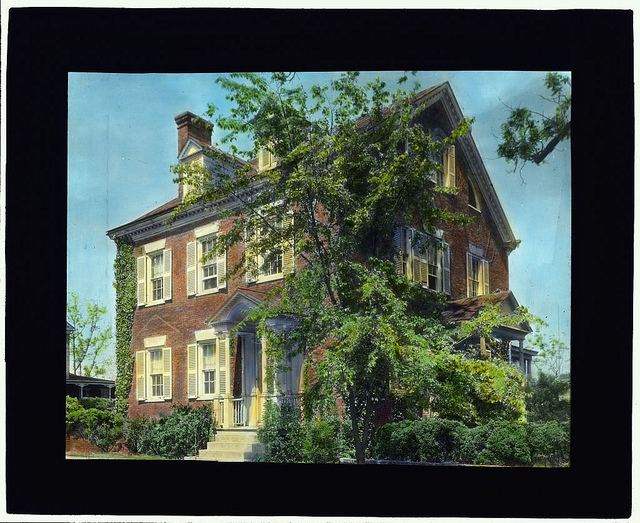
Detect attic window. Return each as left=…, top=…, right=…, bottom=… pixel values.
left=468, top=180, right=481, bottom=211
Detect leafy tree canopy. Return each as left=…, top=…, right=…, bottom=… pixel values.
left=497, top=72, right=571, bottom=172
left=172, top=72, right=530, bottom=462
left=67, top=292, right=113, bottom=377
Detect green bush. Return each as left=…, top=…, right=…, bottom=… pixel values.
left=66, top=396, right=123, bottom=451
left=527, top=420, right=570, bottom=466
left=476, top=422, right=531, bottom=466
left=302, top=417, right=352, bottom=463
left=257, top=402, right=352, bottom=463
left=372, top=418, right=467, bottom=463
left=137, top=404, right=214, bottom=459
left=257, top=401, right=305, bottom=463
left=86, top=411, right=123, bottom=451
left=123, top=416, right=150, bottom=454
left=79, top=397, right=114, bottom=411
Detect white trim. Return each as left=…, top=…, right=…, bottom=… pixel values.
left=143, top=238, right=166, bottom=254
left=144, top=335, right=167, bottom=348
left=194, top=222, right=219, bottom=238
left=195, top=328, right=216, bottom=342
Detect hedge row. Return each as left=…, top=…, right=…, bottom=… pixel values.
left=66, top=397, right=215, bottom=459
left=371, top=418, right=569, bottom=466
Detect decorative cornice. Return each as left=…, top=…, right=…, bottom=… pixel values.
left=425, top=83, right=519, bottom=251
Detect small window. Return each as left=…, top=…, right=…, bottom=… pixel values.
left=137, top=248, right=172, bottom=306
left=136, top=345, right=172, bottom=401
left=188, top=338, right=228, bottom=399
left=468, top=181, right=481, bottom=211
left=466, top=252, right=490, bottom=297
left=247, top=212, right=294, bottom=284
left=187, top=233, right=226, bottom=296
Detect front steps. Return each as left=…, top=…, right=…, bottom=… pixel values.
left=197, top=428, right=265, bottom=462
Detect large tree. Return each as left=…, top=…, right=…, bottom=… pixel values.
left=497, top=72, right=571, bottom=171
left=173, top=72, right=526, bottom=463
left=67, top=292, right=113, bottom=377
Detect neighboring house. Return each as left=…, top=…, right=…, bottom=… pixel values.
left=66, top=321, right=115, bottom=399
left=107, top=82, right=531, bottom=428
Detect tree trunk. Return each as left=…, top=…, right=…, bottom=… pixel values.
left=348, top=389, right=366, bottom=464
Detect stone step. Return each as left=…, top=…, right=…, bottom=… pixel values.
left=205, top=440, right=263, bottom=453
left=196, top=429, right=265, bottom=462
left=198, top=448, right=264, bottom=462
left=211, top=430, right=260, bottom=443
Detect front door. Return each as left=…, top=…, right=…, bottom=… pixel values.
left=234, top=333, right=262, bottom=426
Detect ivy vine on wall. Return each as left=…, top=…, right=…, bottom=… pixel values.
left=113, top=238, right=137, bottom=417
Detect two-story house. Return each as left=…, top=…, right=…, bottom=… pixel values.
left=107, top=82, right=533, bottom=433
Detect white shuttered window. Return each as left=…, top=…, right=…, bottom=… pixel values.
left=136, top=249, right=172, bottom=306
left=136, top=346, right=172, bottom=401
left=187, top=233, right=226, bottom=296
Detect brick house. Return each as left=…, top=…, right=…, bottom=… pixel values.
left=107, top=82, right=532, bottom=432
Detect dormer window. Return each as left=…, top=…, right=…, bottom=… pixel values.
left=258, top=146, right=277, bottom=171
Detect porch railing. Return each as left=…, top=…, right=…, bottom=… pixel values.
left=276, top=393, right=302, bottom=411
left=233, top=398, right=245, bottom=426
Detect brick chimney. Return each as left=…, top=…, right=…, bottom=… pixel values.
left=174, top=111, right=212, bottom=155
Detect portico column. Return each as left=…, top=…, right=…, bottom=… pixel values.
left=259, top=335, right=269, bottom=426
left=519, top=339, right=525, bottom=373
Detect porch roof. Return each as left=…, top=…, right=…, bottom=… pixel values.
left=66, top=373, right=115, bottom=386
left=442, top=290, right=532, bottom=335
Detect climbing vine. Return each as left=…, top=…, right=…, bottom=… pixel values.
left=113, top=237, right=137, bottom=417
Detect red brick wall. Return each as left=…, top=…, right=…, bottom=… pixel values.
left=127, top=216, right=284, bottom=419
left=435, top=159, right=510, bottom=300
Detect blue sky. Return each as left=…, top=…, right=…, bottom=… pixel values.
left=67, top=71, right=571, bottom=378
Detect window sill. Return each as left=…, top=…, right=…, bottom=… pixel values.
left=249, top=273, right=284, bottom=285
left=141, top=299, right=168, bottom=308
left=467, top=204, right=481, bottom=213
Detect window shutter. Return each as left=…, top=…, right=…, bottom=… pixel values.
left=442, top=243, right=451, bottom=295
left=186, top=241, right=197, bottom=296
left=218, top=338, right=228, bottom=395
left=245, top=227, right=258, bottom=284
left=217, top=251, right=227, bottom=289
left=258, top=149, right=268, bottom=171
left=162, top=347, right=172, bottom=399
left=466, top=252, right=473, bottom=297
left=187, top=344, right=198, bottom=398
left=282, top=213, right=295, bottom=274
left=392, top=226, right=404, bottom=276
left=136, top=350, right=146, bottom=401
left=447, top=145, right=456, bottom=188
left=136, top=256, right=146, bottom=306
left=162, top=249, right=172, bottom=300
left=482, top=259, right=490, bottom=296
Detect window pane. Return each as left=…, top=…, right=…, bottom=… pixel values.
left=202, top=344, right=215, bottom=369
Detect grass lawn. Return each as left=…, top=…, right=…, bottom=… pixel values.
left=66, top=451, right=172, bottom=460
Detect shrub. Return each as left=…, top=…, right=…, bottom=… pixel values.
left=476, top=422, right=531, bottom=466
left=137, top=404, right=214, bottom=459
left=79, top=397, right=114, bottom=412
left=527, top=420, right=570, bottom=466
left=257, top=401, right=304, bottom=463
left=302, top=416, right=352, bottom=463
left=66, top=396, right=85, bottom=435
left=86, top=411, right=123, bottom=451
left=123, top=416, right=150, bottom=454
left=371, top=418, right=466, bottom=463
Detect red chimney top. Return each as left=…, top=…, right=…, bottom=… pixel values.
left=174, top=111, right=212, bottom=155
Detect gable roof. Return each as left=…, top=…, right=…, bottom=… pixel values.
left=108, top=83, right=519, bottom=252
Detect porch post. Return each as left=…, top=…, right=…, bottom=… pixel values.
left=519, top=339, right=525, bottom=373
left=259, top=335, right=269, bottom=425
left=218, top=332, right=233, bottom=428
